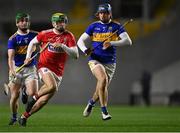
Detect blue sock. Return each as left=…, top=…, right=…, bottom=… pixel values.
left=12, top=113, right=17, bottom=120
left=101, top=106, right=108, bottom=115
left=88, top=99, right=95, bottom=106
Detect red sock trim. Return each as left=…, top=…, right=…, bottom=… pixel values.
left=33, top=93, right=39, bottom=100
left=35, top=93, right=39, bottom=99
left=23, top=112, right=31, bottom=118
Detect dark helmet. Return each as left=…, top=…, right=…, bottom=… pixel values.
left=96, top=3, right=112, bottom=14
left=51, top=13, right=68, bottom=24
left=16, top=12, right=30, bottom=23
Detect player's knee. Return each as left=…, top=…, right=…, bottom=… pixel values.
left=98, top=76, right=107, bottom=85
left=47, top=84, right=57, bottom=93
left=28, top=90, right=38, bottom=96
left=11, top=92, right=19, bottom=100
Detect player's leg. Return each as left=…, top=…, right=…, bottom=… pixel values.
left=3, top=83, right=10, bottom=96
left=29, top=92, right=54, bottom=115
left=9, top=82, right=21, bottom=125
left=99, top=63, right=116, bottom=120
left=21, top=85, right=28, bottom=104
left=26, top=68, right=61, bottom=109
left=83, top=60, right=109, bottom=118
left=19, top=68, right=61, bottom=126
left=18, top=92, right=54, bottom=127
left=25, top=80, right=38, bottom=96
left=29, top=68, right=60, bottom=109
left=83, top=61, right=98, bottom=117
left=25, top=78, right=38, bottom=109
left=84, top=61, right=115, bottom=120
left=26, top=68, right=57, bottom=109
left=32, top=68, right=58, bottom=99
left=92, top=64, right=109, bottom=108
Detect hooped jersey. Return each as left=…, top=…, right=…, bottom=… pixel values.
left=7, top=30, right=38, bottom=67
left=36, top=29, right=76, bottom=76
left=86, top=20, right=125, bottom=64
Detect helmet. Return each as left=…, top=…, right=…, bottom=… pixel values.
left=16, top=12, right=30, bottom=22
left=96, top=3, right=112, bottom=14
left=51, top=13, right=68, bottom=24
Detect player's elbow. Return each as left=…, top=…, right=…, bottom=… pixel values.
left=74, top=53, right=79, bottom=59
left=128, top=38, right=132, bottom=46
left=71, top=51, right=79, bottom=59
left=125, top=36, right=132, bottom=46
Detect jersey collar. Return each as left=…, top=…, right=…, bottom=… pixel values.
left=17, top=29, right=30, bottom=35
left=53, top=28, right=65, bottom=35
left=99, top=19, right=112, bottom=24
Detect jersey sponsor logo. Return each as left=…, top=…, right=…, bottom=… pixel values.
left=48, top=44, right=65, bottom=53
left=15, top=45, right=28, bottom=54
left=92, top=32, right=118, bottom=42
left=15, top=45, right=36, bottom=54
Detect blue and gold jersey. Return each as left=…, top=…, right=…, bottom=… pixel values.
left=86, top=20, right=125, bottom=64
left=8, top=30, right=38, bottom=67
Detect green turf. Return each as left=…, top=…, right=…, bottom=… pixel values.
left=0, top=104, right=180, bottom=132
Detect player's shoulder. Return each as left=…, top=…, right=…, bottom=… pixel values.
left=40, top=29, right=53, bottom=34
left=111, top=20, right=121, bottom=25
left=30, top=30, right=39, bottom=34
left=90, top=21, right=101, bottom=26
left=64, top=30, right=75, bottom=37
left=9, top=32, right=18, bottom=40
left=86, top=21, right=101, bottom=30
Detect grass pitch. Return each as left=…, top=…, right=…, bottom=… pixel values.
left=0, top=104, right=180, bottom=132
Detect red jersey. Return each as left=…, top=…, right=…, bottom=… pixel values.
left=36, top=29, right=76, bottom=76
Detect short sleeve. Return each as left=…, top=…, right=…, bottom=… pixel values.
left=36, top=31, right=44, bottom=42
left=7, top=38, right=16, bottom=49
left=85, top=24, right=94, bottom=36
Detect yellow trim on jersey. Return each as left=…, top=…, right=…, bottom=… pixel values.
left=9, top=32, right=18, bottom=40
left=91, top=32, right=119, bottom=42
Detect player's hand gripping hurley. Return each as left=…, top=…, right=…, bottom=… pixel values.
left=16, top=42, right=50, bottom=73
left=85, top=19, right=133, bottom=56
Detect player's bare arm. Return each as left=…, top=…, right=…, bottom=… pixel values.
left=8, top=49, right=16, bottom=76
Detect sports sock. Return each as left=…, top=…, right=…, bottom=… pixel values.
left=89, top=99, right=95, bottom=106
left=33, top=93, right=39, bottom=100
left=12, top=113, right=17, bottom=120
left=101, top=106, right=108, bottom=115
left=25, top=94, right=39, bottom=112
left=22, top=112, right=31, bottom=119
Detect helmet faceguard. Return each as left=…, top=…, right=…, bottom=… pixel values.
left=15, top=12, right=30, bottom=31
left=51, top=13, right=68, bottom=24
left=95, top=3, right=112, bottom=23
left=96, top=3, right=112, bottom=15
left=16, top=13, right=30, bottom=23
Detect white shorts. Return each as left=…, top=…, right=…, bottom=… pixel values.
left=9, top=66, right=38, bottom=85
left=38, top=67, right=62, bottom=90
left=88, top=60, right=116, bottom=82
